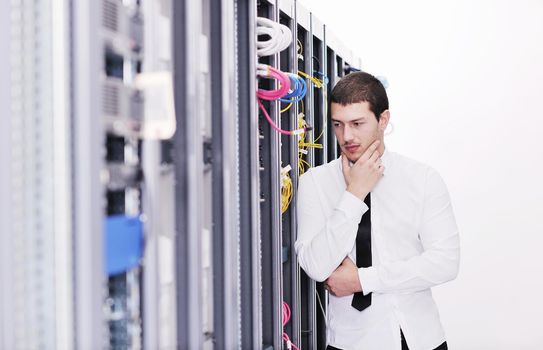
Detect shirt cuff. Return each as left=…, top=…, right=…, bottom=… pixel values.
left=358, top=266, right=380, bottom=295
left=336, top=191, right=368, bottom=220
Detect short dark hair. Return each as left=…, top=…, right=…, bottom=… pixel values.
left=330, top=71, right=389, bottom=121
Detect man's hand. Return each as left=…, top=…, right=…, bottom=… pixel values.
left=342, top=140, right=384, bottom=201
left=324, top=257, right=363, bottom=297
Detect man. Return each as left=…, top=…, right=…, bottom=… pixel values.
left=295, top=72, right=460, bottom=350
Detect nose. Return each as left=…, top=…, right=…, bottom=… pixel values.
left=343, top=125, right=354, bottom=143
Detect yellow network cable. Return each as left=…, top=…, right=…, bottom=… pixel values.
left=297, top=112, right=323, bottom=175
left=281, top=165, right=293, bottom=214
left=294, top=70, right=327, bottom=175
left=297, top=70, right=327, bottom=143
left=297, top=70, right=324, bottom=89
left=312, top=87, right=327, bottom=144
left=280, top=102, right=293, bottom=113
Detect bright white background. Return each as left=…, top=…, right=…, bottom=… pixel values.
left=298, top=0, right=543, bottom=348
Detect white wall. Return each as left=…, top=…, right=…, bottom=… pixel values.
left=298, top=0, right=543, bottom=348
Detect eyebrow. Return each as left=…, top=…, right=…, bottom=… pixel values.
left=331, top=117, right=367, bottom=123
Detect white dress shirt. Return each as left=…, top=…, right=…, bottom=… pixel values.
left=295, top=147, right=460, bottom=350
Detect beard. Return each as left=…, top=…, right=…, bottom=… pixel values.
left=342, top=133, right=381, bottom=163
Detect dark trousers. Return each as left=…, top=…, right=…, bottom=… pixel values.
left=326, top=329, right=448, bottom=350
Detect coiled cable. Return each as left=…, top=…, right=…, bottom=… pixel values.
left=256, top=17, right=292, bottom=56
left=279, top=74, right=307, bottom=103
left=282, top=302, right=300, bottom=350
left=257, top=64, right=311, bottom=136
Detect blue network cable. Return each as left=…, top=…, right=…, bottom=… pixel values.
left=279, top=73, right=307, bottom=103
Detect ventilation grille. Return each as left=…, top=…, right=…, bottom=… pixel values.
left=103, top=83, right=120, bottom=116
left=102, top=0, right=118, bottom=32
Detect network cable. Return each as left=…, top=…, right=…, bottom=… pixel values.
left=280, top=73, right=307, bottom=114
left=297, top=70, right=324, bottom=89
left=279, top=74, right=307, bottom=103
left=281, top=165, right=293, bottom=214
left=282, top=301, right=300, bottom=350
left=313, top=70, right=329, bottom=86
left=256, top=17, right=292, bottom=57
left=296, top=69, right=328, bottom=145
left=257, top=64, right=312, bottom=136
left=257, top=63, right=291, bottom=100
left=258, top=99, right=310, bottom=136
left=312, top=84, right=328, bottom=144
left=297, top=112, right=323, bottom=175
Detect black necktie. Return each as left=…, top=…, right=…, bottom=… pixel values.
left=351, top=192, right=372, bottom=311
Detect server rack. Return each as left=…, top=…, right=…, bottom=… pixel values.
left=235, top=0, right=264, bottom=348
left=1, top=0, right=362, bottom=349
left=172, top=2, right=368, bottom=349
left=0, top=0, right=82, bottom=348
left=247, top=1, right=363, bottom=349
left=256, top=1, right=285, bottom=347
left=172, top=0, right=207, bottom=348
left=173, top=0, right=246, bottom=349
left=296, top=6, right=319, bottom=349
left=208, top=0, right=244, bottom=348
left=278, top=2, right=302, bottom=348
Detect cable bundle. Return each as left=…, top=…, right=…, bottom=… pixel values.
left=293, top=69, right=327, bottom=173
left=256, top=17, right=292, bottom=57
left=297, top=112, right=323, bottom=175
left=282, top=302, right=300, bottom=350
left=255, top=16, right=312, bottom=136
left=256, top=63, right=291, bottom=100
left=280, top=165, right=293, bottom=214
left=257, top=64, right=311, bottom=136
left=279, top=74, right=307, bottom=113
left=297, top=70, right=325, bottom=89
left=280, top=74, right=307, bottom=103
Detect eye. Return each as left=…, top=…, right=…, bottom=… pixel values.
left=353, top=121, right=364, bottom=127
left=332, top=122, right=341, bottom=127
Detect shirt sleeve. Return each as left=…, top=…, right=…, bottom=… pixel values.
left=295, top=170, right=368, bottom=282
left=358, top=167, right=460, bottom=294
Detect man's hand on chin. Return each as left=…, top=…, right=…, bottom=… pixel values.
left=324, top=257, right=363, bottom=297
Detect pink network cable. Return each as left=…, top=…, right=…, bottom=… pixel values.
left=256, top=64, right=312, bottom=136
left=257, top=64, right=291, bottom=100
left=282, top=301, right=301, bottom=350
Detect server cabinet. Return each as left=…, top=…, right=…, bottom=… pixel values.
left=0, top=0, right=362, bottom=349
left=251, top=1, right=362, bottom=349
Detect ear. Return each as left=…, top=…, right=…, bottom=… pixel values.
left=378, top=109, right=390, bottom=132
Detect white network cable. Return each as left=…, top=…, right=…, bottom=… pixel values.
left=256, top=17, right=292, bottom=56
left=256, top=63, right=269, bottom=77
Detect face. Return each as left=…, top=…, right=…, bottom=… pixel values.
left=331, top=101, right=390, bottom=163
